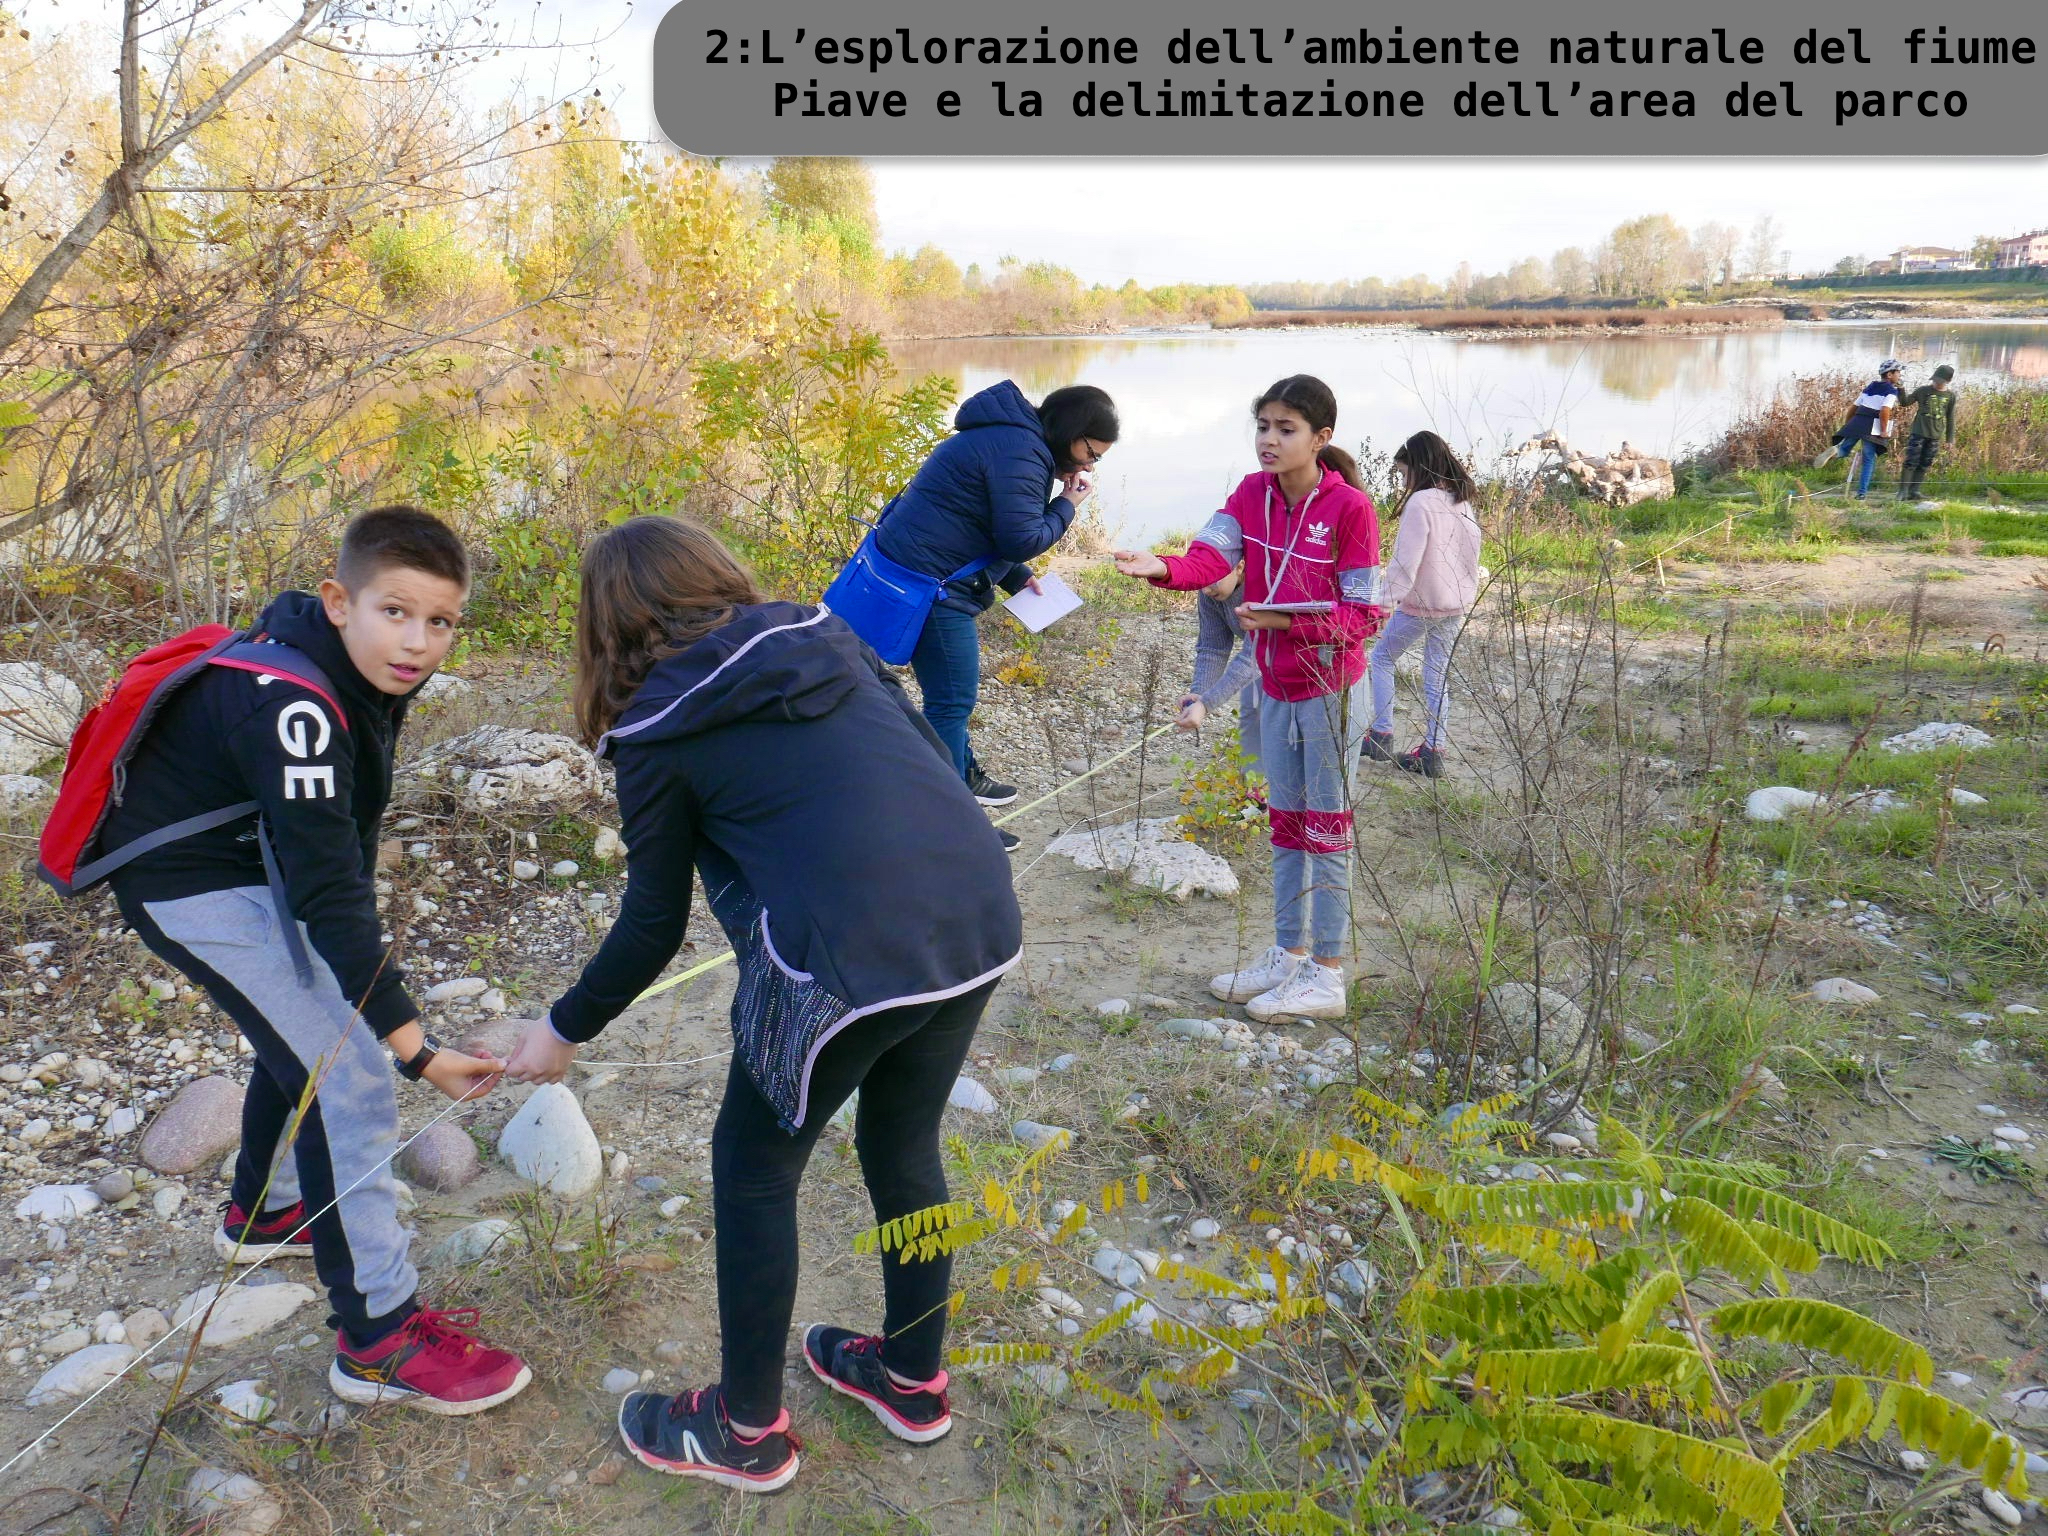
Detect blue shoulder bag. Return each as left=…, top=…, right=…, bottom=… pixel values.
left=820, top=498, right=995, bottom=665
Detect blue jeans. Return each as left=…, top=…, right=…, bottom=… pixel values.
left=909, top=601, right=980, bottom=782
left=1370, top=611, right=1465, bottom=749
left=1831, top=439, right=1877, bottom=497
left=1259, top=683, right=1367, bottom=960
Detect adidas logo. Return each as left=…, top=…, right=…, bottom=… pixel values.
left=1306, top=521, right=1330, bottom=544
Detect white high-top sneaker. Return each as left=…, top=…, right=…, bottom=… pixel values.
left=1209, top=945, right=1300, bottom=1004
left=1247, top=956, right=1347, bottom=1023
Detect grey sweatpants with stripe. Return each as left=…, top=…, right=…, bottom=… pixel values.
left=125, top=886, right=417, bottom=1340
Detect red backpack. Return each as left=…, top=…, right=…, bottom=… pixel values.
left=37, top=625, right=344, bottom=984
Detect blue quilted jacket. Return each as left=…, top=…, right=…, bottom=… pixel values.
left=871, top=380, right=1075, bottom=614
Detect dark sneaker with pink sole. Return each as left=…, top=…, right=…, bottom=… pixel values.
left=617, top=1384, right=801, bottom=1492
left=803, top=1324, right=952, bottom=1443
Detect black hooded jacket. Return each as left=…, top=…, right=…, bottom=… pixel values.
left=546, top=603, right=1022, bottom=1044
left=104, top=591, right=418, bottom=1037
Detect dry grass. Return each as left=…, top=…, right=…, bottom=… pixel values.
left=1221, top=306, right=1781, bottom=333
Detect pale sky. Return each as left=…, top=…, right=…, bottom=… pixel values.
left=33, top=0, right=2048, bottom=287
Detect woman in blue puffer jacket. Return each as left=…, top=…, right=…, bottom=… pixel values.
left=869, top=380, right=1118, bottom=833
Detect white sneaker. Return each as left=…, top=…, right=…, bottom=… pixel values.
left=1246, top=958, right=1347, bottom=1023
left=1209, top=945, right=1299, bottom=1004
left=1811, top=445, right=1840, bottom=469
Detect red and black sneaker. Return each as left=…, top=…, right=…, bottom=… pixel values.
left=214, top=1199, right=314, bottom=1263
left=328, top=1305, right=532, bottom=1416
left=803, top=1324, right=952, bottom=1444
left=1395, top=744, right=1445, bottom=779
left=617, top=1385, right=801, bottom=1493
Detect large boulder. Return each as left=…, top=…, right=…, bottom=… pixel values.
left=26, top=1342, right=137, bottom=1406
left=1046, top=818, right=1240, bottom=902
left=172, top=1281, right=317, bottom=1348
left=139, top=1076, right=245, bottom=1175
left=397, top=1121, right=481, bottom=1192
left=0, top=662, right=84, bottom=775
left=1881, top=722, right=1993, bottom=755
left=409, top=727, right=604, bottom=814
left=498, top=1083, right=603, bottom=1198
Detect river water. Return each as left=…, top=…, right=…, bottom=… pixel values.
left=893, top=319, right=2048, bottom=540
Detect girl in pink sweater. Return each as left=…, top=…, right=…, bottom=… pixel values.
left=1361, top=432, right=1483, bottom=778
left=1113, top=376, right=1383, bottom=1023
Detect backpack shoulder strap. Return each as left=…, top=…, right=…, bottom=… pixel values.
left=208, top=637, right=349, bottom=731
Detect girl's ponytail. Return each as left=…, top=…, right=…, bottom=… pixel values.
left=1316, top=444, right=1365, bottom=491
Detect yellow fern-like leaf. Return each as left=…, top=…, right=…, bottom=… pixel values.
left=1071, top=1368, right=1155, bottom=1416
left=1743, top=1219, right=1820, bottom=1274
left=1015, top=1126, right=1071, bottom=1179
left=1466, top=1222, right=1608, bottom=1290
left=1769, top=1374, right=1875, bottom=1468
left=1148, top=1317, right=1213, bottom=1352
left=1404, top=1282, right=1569, bottom=1345
left=1656, top=1196, right=1779, bottom=1290
left=1100, top=1179, right=1126, bottom=1214
left=1857, top=1381, right=2026, bottom=1496
left=1520, top=1405, right=1784, bottom=1528
left=1155, top=1258, right=1253, bottom=1298
left=1671, top=1173, right=1893, bottom=1266
left=855, top=1197, right=976, bottom=1256
left=1435, top=1180, right=1647, bottom=1229
left=1077, top=1299, right=1143, bottom=1348
left=1656, top=1154, right=1787, bottom=1188
left=1180, top=1348, right=1240, bottom=1390
left=1744, top=1378, right=1818, bottom=1437
left=1402, top=1407, right=1503, bottom=1469
left=1711, top=1299, right=1932, bottom=1384
left=1474, top=1343, right=1705, bottom=1401
left=1594, top=1270, right=1685, bottom=1363
left=948, top=1341, right=1052, bottom=1366
left=1050, top=1203, right=1090, bottom=1246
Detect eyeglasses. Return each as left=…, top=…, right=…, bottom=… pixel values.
left=1076, top=440, right=1109, bottom=468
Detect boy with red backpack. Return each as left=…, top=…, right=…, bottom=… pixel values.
left=38, top=506, right=530, bottom=1414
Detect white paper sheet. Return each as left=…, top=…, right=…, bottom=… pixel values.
left=1002, top=571, right=1084, bottom=633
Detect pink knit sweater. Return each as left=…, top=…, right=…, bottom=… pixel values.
left=1380, top=488, right=1481, bottom=618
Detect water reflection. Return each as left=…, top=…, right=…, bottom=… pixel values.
left=895, top=321, right=2048, bottom=538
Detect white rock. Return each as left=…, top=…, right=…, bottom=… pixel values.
left=1091, top=1244, right=1146, bottom=1291
left=512, top=860, right=542, bottom=881
left=423, top=977, right=488, bottom=1003
left=1044, top=818, right=1240, bottom=901
left=1333, top=1258, right=1379, bottom=1298
left=1035, top=1287, right=1085, bottom=1318
left=411, top=727, right=606, bottom=814
left=103, top=1105, right=142, bottom=1137
left=92, top=1311, right=125, bottom=1344
left=550, top=860, right=580, bottom=878
left=215, top=1379, right=276, bottom=1422
left=26, top=1342, right=137, bottom=1405
left=1898, top=1450, right=1930, bottom=1472
left=1745, top=786, right=1826, bottom=822
left=1542, top=1132, right=1583, bottom=1153
left=947, top=1076, right=998, bottom=1114
left=498, top=1083, right=604, bottom=1198
left=1881, top=722, right=1993, bottom=755
left=991, top=1066, right=1041, bottom=1088
left=1187, top=1218, right=1222, bottom=1240
left=1096, top=998, right=1131, bottom=1017
left=658, top=1195, right=693, bottom=1219
left=1949, top=788, right=1989, bottom=807
left=593, top=826, right=626, bottom=862
left=602, top=1367, right=640, bottom=1393
left=1812, top=978, right=1880, bottom=1006
left=123, top=1308, right=170, bottom=1351
left=0, top=662, right=84, bottom=776
left=426, top=1218, right=523, bottom=1267
left=172, top=1282, right=317, bottom=1347
left=2006, top=1004, right=2042, bottom=1017
left=19, top=1118, right=52, bottom=1146
left=1016, top=1363, right=1070, bottom=1399
left=1011, top=1121, right=1072, bottom=1152
left=16, top=1185, right=101, bottom=1223
left=1982, top=1490, right=2023, bottom=1529
left=1942, top=1371, right=1975, bottom=1387
left=153, top=1184, right=187, bottom=1220
left=0, top=773, right=52, bottom=812
left=417, top=672, right=471, bottom=699
left=1161, top=1018, right=1225, bottom=1040
left=1993, top=1125, right=2030, bottom=1144
left=183, top=1467, right=283, bottom=1536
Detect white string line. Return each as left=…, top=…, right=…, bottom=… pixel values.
left=0, top=1079, right=493, bottom=1483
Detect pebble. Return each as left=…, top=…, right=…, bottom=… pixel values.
left=1811, top=978, right=1880, bottom=1006
left=512, top=860, right=541, bottom=880
left=654, top=1340, right=688, bottom=1367
left=153, top=1185, right=187, bottom=1220
left=498, top=1084, right=604, bottom=1198
left=947, top=1076, right=998, bottom=1114
left=1994, top=1126, right=2030, bottom=1144
left=397, top=1121, right=482, bottom=1192
left=1016, top=1363, right=1070, bottom=1399
left=26, top=1342, right=138, bottom=1406
left=601, top=1367, right=639, bottom=1393
left=1011, top=1121, right=1072, bottom=1151
left=123, top=1308, right=170, bottom=1351
left=1898, top=1450, right=1930, bottom=1472
left=15, top=1185, right=101, bottom=1223
left=593, top=827, right=626, bottom=862
left=139, top=1075, right=245, bottom=1174
left=1941, top=1371, right=1975, bottom=1387
left=426, top=1219, right=523, bottom=1267
left=1982, top=1490, right=2023, bottom=1529
left=1161, top=1018, right=1225, bottom=1040
left=172, top=1283, right=317, bottom=1348
left=1332, top=1258, right=1379, bottom=1299
left=1187, top=1217, right=1221, bottom=1240
left=550, top=860, right=580, bottom=879
left=215, top=1379, right=277, bottom=1422
left=991, top=1066, right=1041, bottom=1087
left=2006, top=1004, right=2042, bottom=1017
left=183, top=1468, right=283, bottom=1536
left=1043, top=1054, right=1080, bottom=1073
left=423, top=978, right=488, bottom=1003
left=659, top=1196, right=694, bottom=1219
left=103, top=1106, right=142, bottom=1138
left=1096, top=998, right=1131, bottom=1016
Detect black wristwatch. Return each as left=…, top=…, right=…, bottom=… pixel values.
left=395, top=1033, right=443, bottom=1082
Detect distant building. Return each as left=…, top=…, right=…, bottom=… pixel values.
left=1995, top=230, right=2048, bottom=268
left=1889, top=246, right=1975, bottom=273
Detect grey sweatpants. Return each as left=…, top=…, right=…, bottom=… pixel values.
left=124, top=886, right=417, bottom=1340
left=1259, top=682, right=1367, bottom=960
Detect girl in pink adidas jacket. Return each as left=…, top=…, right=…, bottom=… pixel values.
left=1113, top=375, right=1383, bottom=1024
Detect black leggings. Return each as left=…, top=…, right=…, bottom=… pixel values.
left=711, top=979, right=995, bottom=1423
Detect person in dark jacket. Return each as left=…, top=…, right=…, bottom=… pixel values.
left=871, top=379, right=1118, bottom=819
left=105, top=506, right=530, bottom=1416
left=503, top=515, right=1023, bottom=1494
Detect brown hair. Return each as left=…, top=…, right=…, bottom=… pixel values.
left=1393, top=430, right=1478, bottom=505
left=1252, top=375, right=1364, bottom=492
left=335, top=504, right=470, bottom=592
left=572, top=515, right=765, bottom=744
